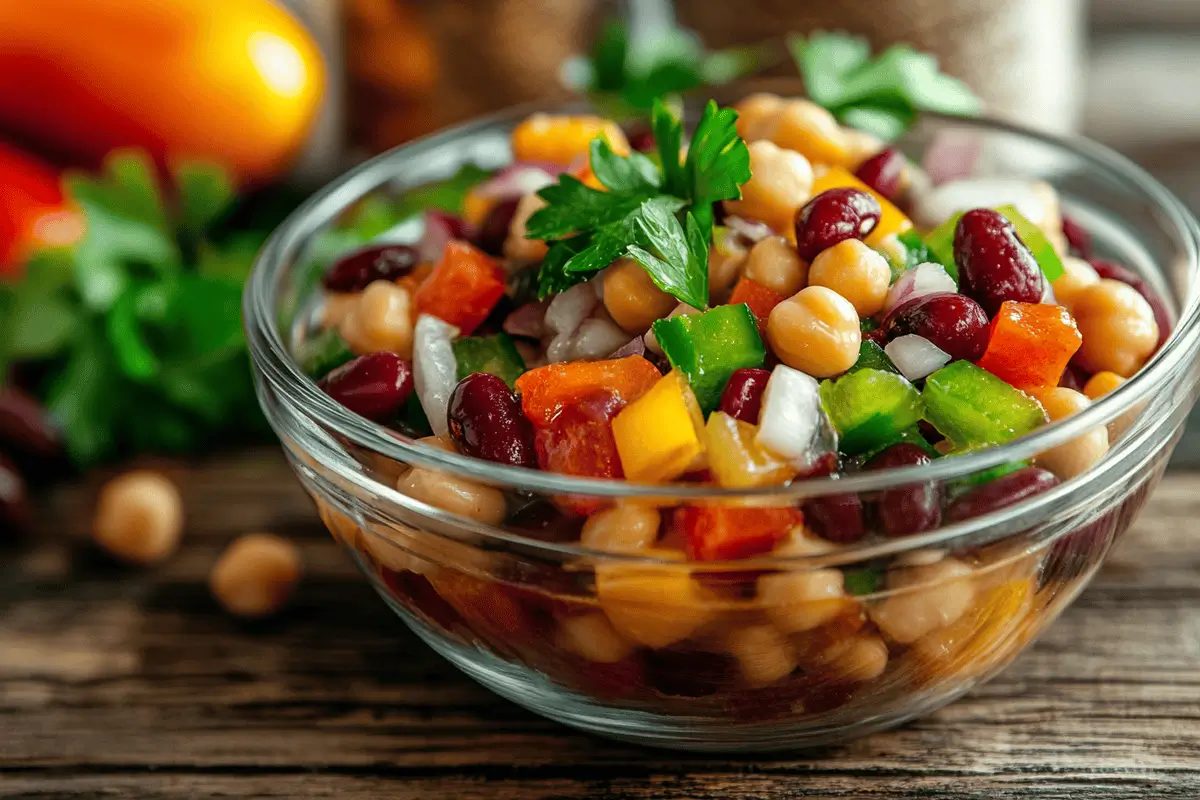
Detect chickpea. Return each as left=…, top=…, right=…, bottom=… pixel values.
left=819, top=633, right=889, bottom=682
left=758, top=567, right=847, bottom=634
left=315, top=497, right=360, bottom=548
left=557, top=612, right=635, bottom=664
left=396, top=467, right=507, bottom=526
left=503, top=193, right=550, bottom=263
left=1052, top=256, right=1100, bottom=311
left=511, top=113, right=629, bottom=165
left=1073, top=279, right=1159, bottom=377
left=766, top=286, right=861, bottom=377
left=320, top=292, right=359, bottom=330
left=726, top=624, right=798, bottom=687
left=596, top=563, right=714, bottom=648
left=209, top=533, right=302, bottom=619
left=743, top=235, right=808, bottom=297
left=1033, top=388, right=1109, bottom=480
left=1083, top=371, right=1126, bottom=400
left=734, top=92, right=784, bottom=141
left=709, top=239, right=748, bottom=301
left=602, top=258, right=677, bottom=334
left=93, top=470, right=184, bottom=566
left=807, top=239, right=891, bottom=317
left=338, top=280, right=414, bottom=357
left=724, top=140, right=813, bottom=235
left=580, top=503, right=661, bottom=554
left=770, top=99, right=851, bottom=167
left=870, top=557, right=976, bottom=644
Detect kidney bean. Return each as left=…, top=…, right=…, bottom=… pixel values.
left=853, top=148, right=905, bottom=200
left=945, top=467, right=1060, bottom=524
left=1061, top=213, right=1092, bottom=259
left=448, top=373, right=536, bottom=468
left=794, top=188, right=881, bottom=262
left=865, top=443, right=942, bottom=537
left=0, top=453, right=31, bottom=534
left=0, top=386, right=60, bottom=457
left=475, top=197, right=521, bottom=257
left=322, top=244, right=419, bottom=293
left=319, top=352, right=414, bottom=422
left=1059, top=363, right=1089, bottom=392
left=954, top=208, right=1044, bottom=316
left=718, top=368, right=772, bottom=424
left=885, top=292, right=989, bottom=361
left=1090, top=259, right=1172, bottom=347
left=626, top=124, right=656, bottom=153
left=804, top=493, right=866, bottom=543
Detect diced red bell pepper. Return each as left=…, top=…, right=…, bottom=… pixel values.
left=413, top=239, right=506, bottom=334
left=672, top=505, right=804, bottom=562
left=976, top=301, right=1082, bottom=394
left=515, top=355, right=661, bottom=426
left=534, top=392, right=625, bottom=515
left=0, top=141, right=82, bottom=276
left=728, top=276, right=785, bottom=335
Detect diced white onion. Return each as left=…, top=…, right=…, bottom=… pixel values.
left=883, top=262, right=957, bottom=317
left=915, top=178, right=1051, bottom=229
left=416, top=210, right=467, bottom=263
left=475, top=162, right=561, bottom=201
left=412, top=314, right=460, bottom=438
left=755, top=365, right=823, bottom=464
left=885, top=335, right=952, bottom=381
left=570, top=318, right=632, bottom=361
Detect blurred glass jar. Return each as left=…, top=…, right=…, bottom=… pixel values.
left=284, top=0, right=1084, bottom=175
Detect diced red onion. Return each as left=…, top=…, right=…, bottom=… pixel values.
left=416, top=210, right=471, bottom=263
left=724, top=216, right=775, bottom=247
left=412, top=314, right=460, bottom=438
left=644, top=302, right=699, bottom=354
left=885, top=334, right=951, bottom=381
left=755, top=365, right=823, bottom=464
left=544, top=282, right=598, bottom=363
left=607, top=336, right=646, bottom=359
left=475, top=162, right=562, bottom=202
left=883, top=263, right=957, bottom=318
left=921, top=131, right=981, bottom=186
left=915, top=178, right=1049, bottom=229
left=503, top=301, right=548, bottom=339
left=571, top=318, right=632, bottom=361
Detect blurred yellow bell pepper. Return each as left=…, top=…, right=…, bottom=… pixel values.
left=612, top=370, right=707, bottom=483
left=0, top=0, right=325, bottom=185
left=812, top=166, right=913, bottom=246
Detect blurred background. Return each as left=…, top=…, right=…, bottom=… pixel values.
left=2, top=0, right=1200, bottom=535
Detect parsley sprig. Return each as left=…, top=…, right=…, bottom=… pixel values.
left=0, top=151, right=281, bottom=466
left=527, top=99, right=750, bottom=309
left=788, top=31, right=980, bottom=140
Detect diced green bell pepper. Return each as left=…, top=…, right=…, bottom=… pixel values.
left=819, top=368, right=924, bottom=455
left=849, top=340, right=899, bottom=375
left=922, top=211, right=963, bottom=281
left=652, top=303, right=766, bottom=412
left=994, top=204, right=1065, bottom=282
left=453, top=333, right=526, bottom=387
left=947, top=457, right=1030, bottom=497
left=922, top=361, right=1047, bottom=447
left=843, top=567, right=883, bottom=597
left=897, top=228, right=935, bottom=270
left=297, top=327, right=354, bottom=379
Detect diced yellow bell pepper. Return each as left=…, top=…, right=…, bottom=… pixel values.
left=705, top=412, right=797, bottom=488
left=811, top=166, right=913, bottom=246
left=611, top=370, right=707, bottom=483
left=769, top=100, right=853, bottom=169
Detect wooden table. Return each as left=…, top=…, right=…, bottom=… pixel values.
left=2, top=450, right=1198, bottom=799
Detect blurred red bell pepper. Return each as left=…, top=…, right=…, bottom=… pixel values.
left=0, top=141, right=81, bottom=277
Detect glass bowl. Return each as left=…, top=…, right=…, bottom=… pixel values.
left=244, top=97, right=1200, bottom=751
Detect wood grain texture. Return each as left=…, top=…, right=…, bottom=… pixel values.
left=1, top=449, right=1198, bottom=799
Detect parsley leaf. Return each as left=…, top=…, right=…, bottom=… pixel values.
left=530, top=97, right=749, bottom=306
left=788, top=31, right=980, bottom=139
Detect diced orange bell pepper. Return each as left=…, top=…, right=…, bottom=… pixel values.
left=611, top=370, right=707, bottom=483
left=413, top=240, right=506, bottom=335
left=672, top=504, right=804, bottom=561
left=728, top=277, right=785, bottom=335
left=462, top=185, right=496, bottom=227
left=976, top=301, right=1083, bottom=394
left=515, top=355, right=661, bottom=426
left=810, top=166, right=912, bottom=246
left=511, top=113, right=630, bottom=166
left=705, top=412, right=797, bottom=488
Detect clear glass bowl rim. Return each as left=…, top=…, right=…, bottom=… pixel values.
left=245, top=98, right=1200, bottom=511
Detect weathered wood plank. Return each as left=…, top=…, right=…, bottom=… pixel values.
left=1, top=450, right=1197, bottom=798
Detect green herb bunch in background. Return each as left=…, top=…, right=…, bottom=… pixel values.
left=0, top=152, right=281, bottom=466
